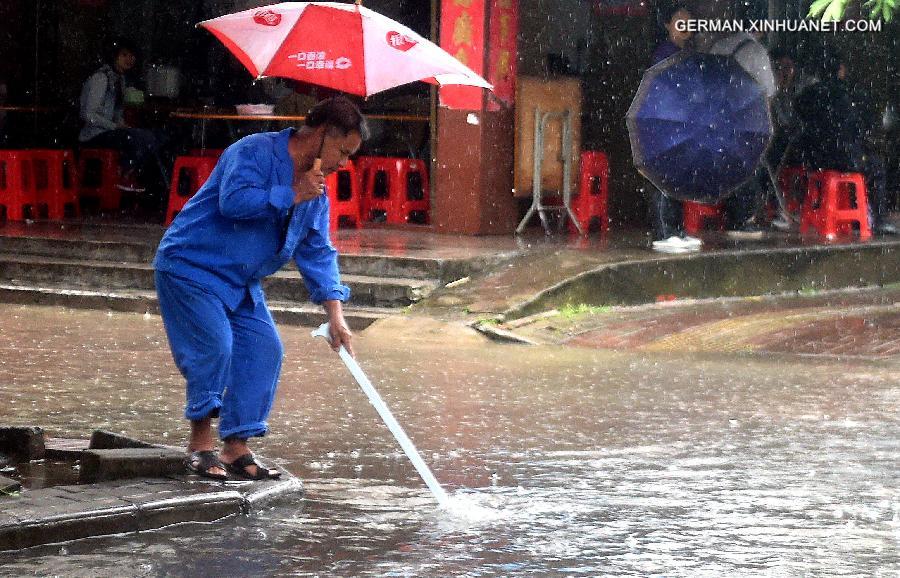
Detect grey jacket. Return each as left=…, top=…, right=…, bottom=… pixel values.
left=79, top=65, right=124, bottom=142
left=709, top=33, right=776, bottom=98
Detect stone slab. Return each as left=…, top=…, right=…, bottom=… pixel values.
left=0, top=473, right=302, bottom=551
left=0, top=427, right=45, bottom=461
left=44, top=438, right=90, bottom=460
left=79, top=448, right=185, bottom=483
left=0, top=476, right=21, bottom=495
left=89, top=430, right=158, bottom=450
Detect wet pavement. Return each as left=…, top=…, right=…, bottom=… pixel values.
left=0, top=297, right=897, bottom=576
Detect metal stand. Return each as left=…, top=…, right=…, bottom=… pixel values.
left=516, top=109, right=582, bottom=235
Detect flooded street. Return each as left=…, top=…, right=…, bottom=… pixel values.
left=0, top=304, right=898, bottom=576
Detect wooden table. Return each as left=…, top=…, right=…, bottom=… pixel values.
left=0, top=105, right=59, bottom=113
left=170, top=110, right=429, bottom=151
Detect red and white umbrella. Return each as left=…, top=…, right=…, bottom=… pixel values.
left=199, top=1, right=492, bottom=97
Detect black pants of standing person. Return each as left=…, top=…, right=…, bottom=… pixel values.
left=724, top=165, right=768, bottom=228
left=649, top=187, right=684, bottom=240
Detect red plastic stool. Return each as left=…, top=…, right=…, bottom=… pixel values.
left=78, top=148, right=121, bottom=211
left=569, top=151, right=609, bottom=234
left=29, top=149, right=80, bottom=220
left=357, top=156, right=430, bottom=225
left=0, top=151, right=38, bottom=221
left=776, top=165, right=807, bottom=217
left=800, top=170, right=871, bottom=240
left=166, top=156, right=218, bottom=225
left=325, top=160, right=361, bottom=231
left=188, top=148, right=225, bottom=158
left=682, top=201, right=724, bottom=234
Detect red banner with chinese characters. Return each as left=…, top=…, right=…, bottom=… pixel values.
left=487, top=0, right=517, bottom=111
left=439, top=0, right=486, bottom=110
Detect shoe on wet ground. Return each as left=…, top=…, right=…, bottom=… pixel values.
left=185, top=450, right=227, bottom=481
left=873, top=220, right=898, bottom=235
left=726, top=223, right=766, bottom=240
left=223, top=453, right=281, bottom=480
left=116, top=170, right=146, bottom=193
left=652, top=235, right=700, bottom=253
left=771, top=216, right=793, bottom=231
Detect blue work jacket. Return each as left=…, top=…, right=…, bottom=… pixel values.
left=153, top=128, right=350, bottom=310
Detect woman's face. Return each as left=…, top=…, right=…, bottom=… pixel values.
left=114, top=48, right=136, bottom=74
left=666, top=9, right=693, bottom=48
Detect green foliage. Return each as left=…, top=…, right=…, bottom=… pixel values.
left=809, top=0, right=898, bottom=21
left=558, top=303, right=612, bottom=320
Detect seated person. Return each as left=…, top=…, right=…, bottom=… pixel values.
left=79, top=39, right=161, bottom=193
left=785, top=46, right=896, bottom=235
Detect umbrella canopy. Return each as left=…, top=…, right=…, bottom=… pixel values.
left=199, top=1, right=492, bottom=97
left=626, top=52, right=772, bottom=203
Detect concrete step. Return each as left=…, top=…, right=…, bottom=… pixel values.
left=0, top=253, right=439, bottom=308
left=0, top=235, right=457, bottom=281
left=0, top=284, right=393, bottom=329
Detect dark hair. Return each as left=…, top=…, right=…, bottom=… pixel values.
left=105, top=38, right=137, bottom=66
left=769, top=46, right=793, bottom=62
left=305, top=96, right=368, bottom=140
left=657, top=2, right=690, bottom=28
left=737, top=0, right=768, bottom=22
left=817, top=44, right=844, bottom=79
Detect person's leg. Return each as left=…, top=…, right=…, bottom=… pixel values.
left=84, top=129, right=131, bottom=171
left=219, top=295, right=284, bottom=477
left=724, top=165, right=767, bottom=235
left=650, top=186, right=683, bottom=240
left=120, top=128, right=159, bottom=172
left=155, top=270, right=233, bottom=474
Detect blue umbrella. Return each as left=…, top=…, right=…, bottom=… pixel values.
left=627, top=52, right=772, bottom=203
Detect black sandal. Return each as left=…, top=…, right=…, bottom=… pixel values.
left=186, top=450, right=228, bottom=481
left=223, top=453, right=281, bottom=480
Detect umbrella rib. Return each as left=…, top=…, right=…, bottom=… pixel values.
left=357, top=7, right=368, bottom=96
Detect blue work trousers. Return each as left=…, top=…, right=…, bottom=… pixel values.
left=155, top=270, right=283, bottom=440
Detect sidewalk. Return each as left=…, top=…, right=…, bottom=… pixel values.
left=0, top=428, right=302, bottom=551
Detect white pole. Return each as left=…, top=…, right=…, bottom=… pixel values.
left=311, top=323, right=450, bottom=508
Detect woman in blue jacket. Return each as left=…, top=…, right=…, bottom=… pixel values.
left=154, top=97, right=365, bottom=480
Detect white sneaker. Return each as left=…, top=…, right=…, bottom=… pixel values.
left=652, top=235, right=697, bottom=253
left=771, top=216, right=792, bottom=231
left=681, top=234, right=703, bottom=247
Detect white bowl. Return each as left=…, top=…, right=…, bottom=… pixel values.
left=235, top=104, right=275, bottom=115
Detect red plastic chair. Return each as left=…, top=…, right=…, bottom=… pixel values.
left=324, top=160, right=361, bottom=231
left=165, top=156, right=218, bottom=225
left=357, top=156, right=430, bottom=225
left=569, top=151, right=609, bottom=234
left=29, top=149, right=80, bottom=220
left=78, top=149, right=121, bottom=211
left=800, top=170, right=871, bottom=240
left=0, top=151, right=38, bottom=221
left=682, top=201, right=725, bottom=234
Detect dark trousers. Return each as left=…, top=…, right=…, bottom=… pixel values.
left=82, top=128, right=160, bottom=176
left=724, top=165, right=768, bottom=227
left=649, top=187, right=683, bottom=239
